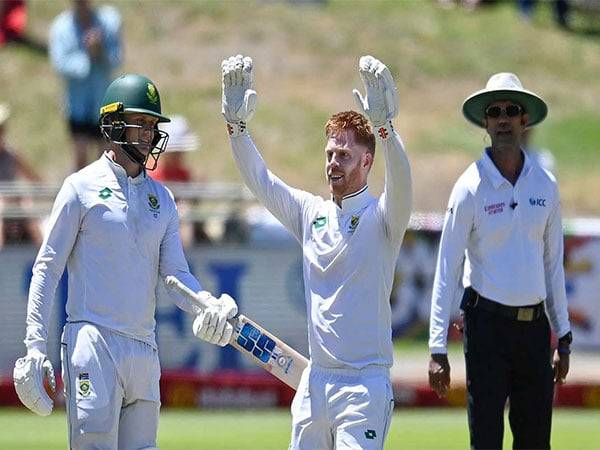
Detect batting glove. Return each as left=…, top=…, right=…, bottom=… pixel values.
left=193, top=293, right=238, bottom=347
left=222, top=54, right=257, bottom=136
left=352, top=55, right=399, bottom=127
left=13, top=349, right=56, bottom=416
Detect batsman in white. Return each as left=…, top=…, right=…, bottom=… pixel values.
left=221, top=55, right=412, bottom=449
left=12, top=73, right=237, bottom=450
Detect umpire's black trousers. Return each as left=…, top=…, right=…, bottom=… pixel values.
left=462, top=288, right=555, bottom=450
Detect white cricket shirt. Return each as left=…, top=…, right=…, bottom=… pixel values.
left=230, top=123, right=412, bottom=369
left=429, top=149, right=571, bottom=353
left=25, top=154, right=203, bottom=354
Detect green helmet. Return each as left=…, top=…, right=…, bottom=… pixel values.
left=99, top=74, right=170, bottom=170
left=100, top=73, right=170, bottom=123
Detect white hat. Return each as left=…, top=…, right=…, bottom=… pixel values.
left=158, top=115, right=199, bottom=152
left=0, top=103, right=10, bottom=126
left=462, top=73, right=547, bottom=128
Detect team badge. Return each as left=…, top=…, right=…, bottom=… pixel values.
left=99, top=187, right=113, bottom=200
left=312, top=216, right=327, bottom=229
left=78, top=373, right=91, bottom=397
left=147, top=83, right=159, bottom=104
left=349, top=215, right=360, bottom=233
left=147, top=194, right=160, bottom=211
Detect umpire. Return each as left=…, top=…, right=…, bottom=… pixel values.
left=428, top=73, right=572, bottom=450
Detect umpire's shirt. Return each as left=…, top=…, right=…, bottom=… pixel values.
left=429, top=148, right=570, bottom=354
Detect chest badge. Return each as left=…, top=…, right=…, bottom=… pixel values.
left=349, top=215, right=360, bottom=233
left=98, top=187, right=113, bottom=200
left=148, top=194, right=160, bottom=210
left=313, top=216, right=327, bottom=229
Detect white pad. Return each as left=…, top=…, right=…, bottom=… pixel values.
left=13, top=351, right=56, bottom=416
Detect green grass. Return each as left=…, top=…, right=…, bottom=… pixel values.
left=1, top=408, right=598, bottom=449
left=2, top=1, right=600, bottom=213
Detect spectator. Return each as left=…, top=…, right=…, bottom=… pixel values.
left=49, top=0, right=122, bottom=171
left=0, top=103, right=43, bottom=247
left=155, top=115, right=211, bottom=245
left=0, top=1, right=46, bottom=53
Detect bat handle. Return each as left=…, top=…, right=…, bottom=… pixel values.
left=164, top=275, right=212, bottom=310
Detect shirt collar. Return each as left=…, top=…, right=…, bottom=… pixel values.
left=333, top=185, right=371, bottom=214
left=102, top=153, right=146, bottom=185
left=481, top=148, right=532, bottom=189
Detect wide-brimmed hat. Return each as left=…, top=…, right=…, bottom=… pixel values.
left=462, top=73, right=547, bottom=128
left=0, top=103, right=10, bottom=126
left=158, top=115, right=199, bottom=152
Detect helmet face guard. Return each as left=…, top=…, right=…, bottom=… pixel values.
left=100, top=107, right=169, bottom=171
left=99, top=74, right=171, bottom=171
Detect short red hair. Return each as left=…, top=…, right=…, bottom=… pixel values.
left=325, top=111, right=375, bottom=155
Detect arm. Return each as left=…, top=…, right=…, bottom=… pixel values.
left=222, top=55, right=312, bottom=242
left=48, top=14, right=92, bottom=79
left=14, top=152, right=42, bottom=182
left=428, top=181, right=474, bottom=354
left=543, top=187, right=571, bottom=383
left=351, top=56, right=412, bottom=243
left=158, top=192, right=204, bottom=315
left=26, top=180, right=82, bottom=354
left=97, top=6, right=122, bottom=69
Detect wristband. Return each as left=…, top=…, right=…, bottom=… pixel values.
left=557, top=345, right=571, bottom=356
left=374, top=121, right=394, bottom=140
left=226, top=121, right=247, bottom=137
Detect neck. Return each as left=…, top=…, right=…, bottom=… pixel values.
left=332, top=184, right=367, bottom=208
left=107, top=145, right=142, bottom=178
left=488, top=145, right=523, bottom=185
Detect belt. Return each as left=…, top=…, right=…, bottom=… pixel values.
left=461, top=287, right=544, bottom=322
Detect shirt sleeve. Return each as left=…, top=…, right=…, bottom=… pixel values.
left=49, top=15, right=92, bottom=79
left=230, top=133, right=314, bottom=243
left=375, top=123, right=412, bottom=245
left=158, top=191, right=204, bottom=316
left=429, top=179, right=474, bottom=354
left=25, top=180, right=82, bottom=354
left=543, top=188, right=571, bottom=338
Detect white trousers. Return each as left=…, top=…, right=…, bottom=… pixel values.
left=61, top=322, right=161, bottom=450
left=289, top=364, right=395, bottom=450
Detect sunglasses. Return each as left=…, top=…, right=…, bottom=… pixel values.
left=485, top=104, right=522, bottom=118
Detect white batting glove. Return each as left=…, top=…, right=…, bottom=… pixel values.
left=222, top=54, right=257, bottom=136
left=13, top=349, right=56, bottom=416
left=193, top=293, right=238, bottom=347
left=352, top=55, right=399, bottom=127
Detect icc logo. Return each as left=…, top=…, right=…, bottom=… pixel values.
left=529, top=198, right=546, bottom=207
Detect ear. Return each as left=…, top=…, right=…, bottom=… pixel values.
left=363, top=152, right=373, bottom=169
left=521, top=113, right=529, bottom=127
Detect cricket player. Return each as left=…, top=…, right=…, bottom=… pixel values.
left=221, top=55, right=412, bottom=449
left=13, top=73, right=237, bottom=449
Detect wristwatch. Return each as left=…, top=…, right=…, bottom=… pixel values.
left=558, top=331, right=573, bottom=346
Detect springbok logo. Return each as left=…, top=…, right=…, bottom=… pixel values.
left=147, top=83, right=159, bottom=104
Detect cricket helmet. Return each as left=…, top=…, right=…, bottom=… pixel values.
left=99, top=74, right=170, bottom=170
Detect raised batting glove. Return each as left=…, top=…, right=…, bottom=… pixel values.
left=193, top=293, right=238, bottom=346
left=222, top=54, right=257, bottom=136
left=13, top=349, right=56, bottom=416
left=352, top=55, right=399, bottom=127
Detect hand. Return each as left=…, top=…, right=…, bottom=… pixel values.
left=428, top=353, right=451, bottom=398
left=352, top=55, right=399, bottom=127
left=13, top=349, right=56, bottom=416
left=84, top=28, right=103, bottom=59
left=221, top=54, right=257, bottom=124
left=193, top=293, right=238, bottom=346
left=553, top=348, right=570, bottom=384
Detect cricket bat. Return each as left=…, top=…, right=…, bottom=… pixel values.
left=165, top=276, right=308, bottom=390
